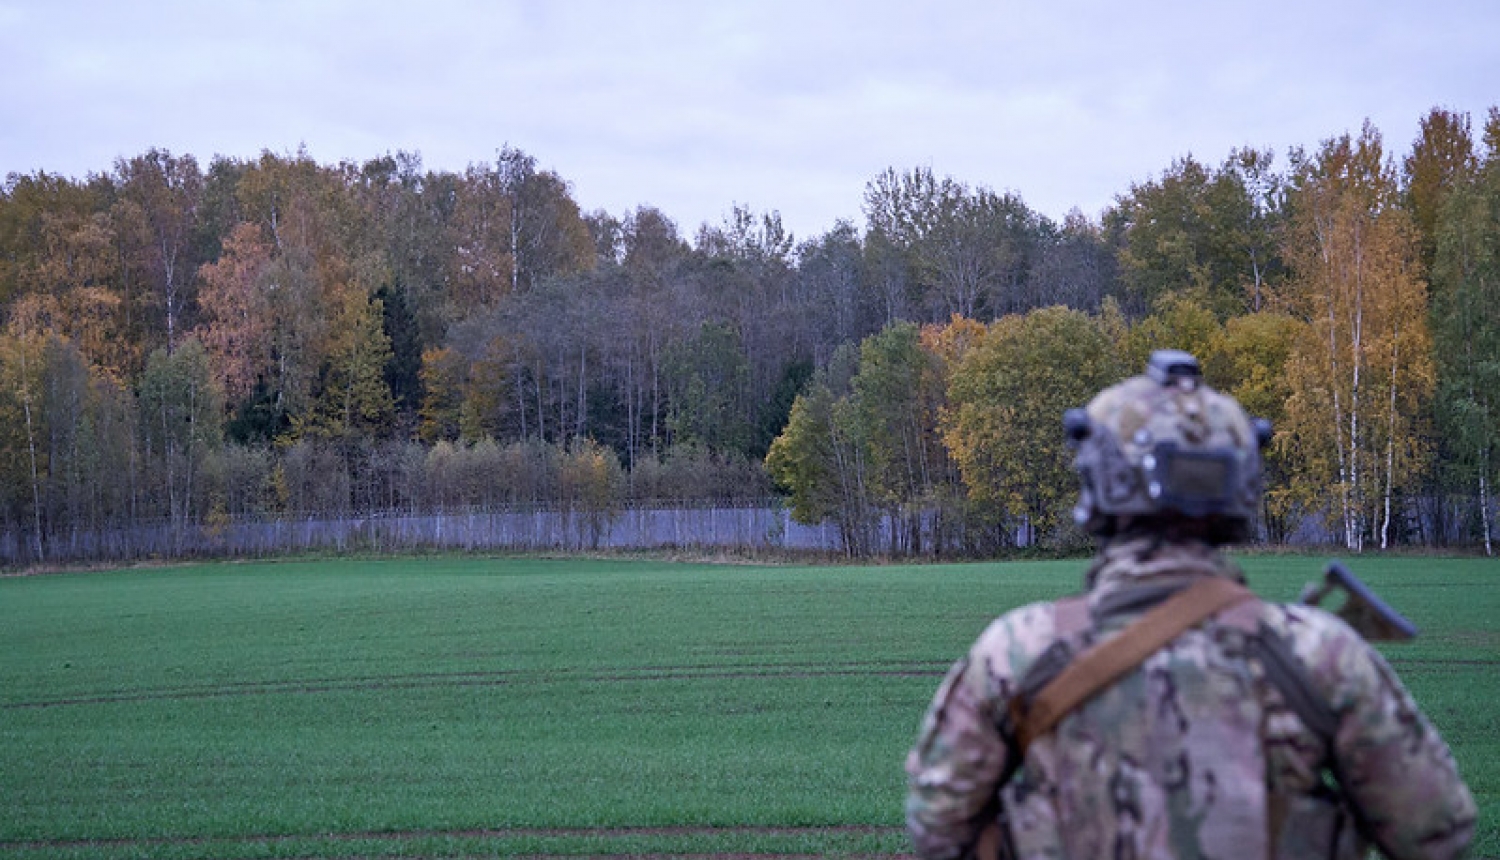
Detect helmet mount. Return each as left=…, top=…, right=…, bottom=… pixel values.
left=1145, top=349, right=1202, bottom=388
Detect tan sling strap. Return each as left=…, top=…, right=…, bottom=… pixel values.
left=1009, top=576, right=1256, bottom=753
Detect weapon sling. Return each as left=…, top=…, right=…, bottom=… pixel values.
left=1009, top=576, right=1256, bottom=754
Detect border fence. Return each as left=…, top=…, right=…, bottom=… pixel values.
left=0, top=503, right=854, bottom=566
left=3, top=499, right=1484, bottom=567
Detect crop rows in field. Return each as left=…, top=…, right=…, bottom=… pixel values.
left=3, top=660, right=947, bottom=712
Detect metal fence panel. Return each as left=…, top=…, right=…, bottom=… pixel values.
left=0, top=505, right=851, bottom=566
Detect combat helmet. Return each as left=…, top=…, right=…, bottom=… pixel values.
left=1065, top=350, right=1272, bottom=544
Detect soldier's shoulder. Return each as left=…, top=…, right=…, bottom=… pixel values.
left=1253, top=600, right=1391, bottom=701
left=1256, top=600, right=1367, bottom=651
left=970, top=598, right=1078, bottom=678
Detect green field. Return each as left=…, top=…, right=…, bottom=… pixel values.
left=2, top=554, right=1495, bottom=859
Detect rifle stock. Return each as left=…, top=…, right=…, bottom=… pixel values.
left=1300, top=561, right=1418, bottom=642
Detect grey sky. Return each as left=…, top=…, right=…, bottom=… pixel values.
left=2, top=0, right=1496, bottom=240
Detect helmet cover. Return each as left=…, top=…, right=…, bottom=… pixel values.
left=1067, top=350, right=1269, bottom=542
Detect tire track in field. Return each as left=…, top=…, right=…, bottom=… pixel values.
left=2, top=660, right=949, bottom=710
left=1, top=823, right=913, bottom=858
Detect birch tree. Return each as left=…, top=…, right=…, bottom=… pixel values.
left=619, top=206, right=692, bottom=464
left=1222, top=147, right=1287, bottom=312
left=137, top=339, right=223, bottom=536
left=0, top=330, right=46, bottom=558
left=114, top=149, right=204, bottom=353
left=1281, top=123, right=1434, bottom=550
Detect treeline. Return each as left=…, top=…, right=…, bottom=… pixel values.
left=1, top=107, right=1497, bottom=560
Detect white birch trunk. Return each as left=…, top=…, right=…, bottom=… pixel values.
left=162, top=239, right=179, bottom=353
left=1380, top=331, right=1399, bottom=550
left=509, top=200, right=521, bottom=294
left=1250, top=250, right=1263, bottom=312
left=1348, top=220, right=1365, bottom=552
left=624, top=350, right=637, bottom=471
left=534, top=357, right=546, bottom=442
left=513, top=349, right=528, bottom=439
left=18, top=345, right=44, bottom=560
left=1318, top=214, right=1355, bottom=551
left=1482, top=465, right=1494, bottom=557
left=577, top=343, right=587, bottom=440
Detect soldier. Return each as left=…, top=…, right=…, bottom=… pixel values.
left=905, top=350, right=1475, bottom=860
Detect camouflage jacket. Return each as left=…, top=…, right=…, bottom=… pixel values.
left=905, top=537, right=1476, bottom=860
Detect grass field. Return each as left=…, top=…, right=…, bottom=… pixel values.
left=1, top=553, right=1495, bottom=859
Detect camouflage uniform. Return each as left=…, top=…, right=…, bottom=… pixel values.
left=905, top=538, right=1476, bottom=860
left=906, top=354, right=1475, bottom=860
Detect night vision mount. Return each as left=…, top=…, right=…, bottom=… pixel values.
left=1147, top=349, right=1203, bottom=386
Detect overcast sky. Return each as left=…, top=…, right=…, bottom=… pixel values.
left=2, top=0, right=1496, bottom=241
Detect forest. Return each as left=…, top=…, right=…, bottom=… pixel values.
left=1, top=106, right=1497, bottom=561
